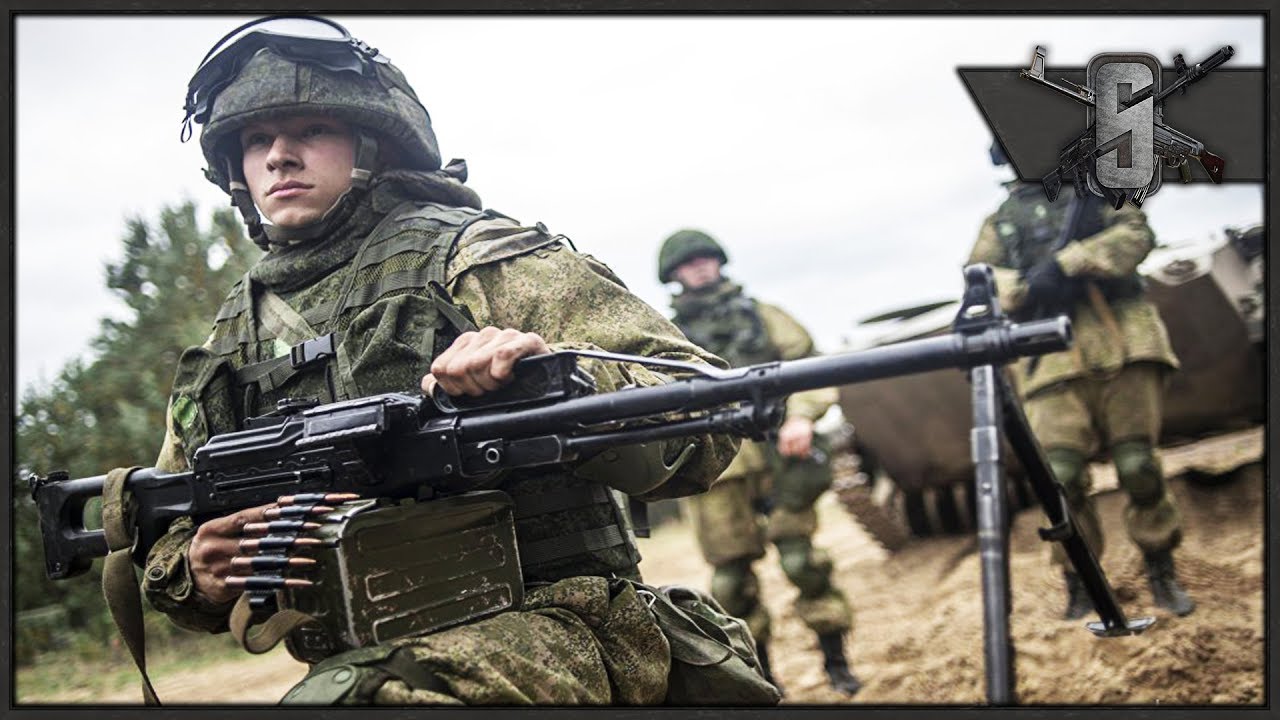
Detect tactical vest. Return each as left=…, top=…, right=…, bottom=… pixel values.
left=672, top=286, right=779, bottom=368
left=169, top=201, right=643, bottom=594
left=993, top=187, right=1143, bottom=302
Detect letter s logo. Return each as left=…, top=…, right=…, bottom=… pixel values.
left=1094, top=62, right=1155, bottom=189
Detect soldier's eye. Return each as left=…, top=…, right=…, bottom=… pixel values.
left=242, top=132, right=271, bottom=149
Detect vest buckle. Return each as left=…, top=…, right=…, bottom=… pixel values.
left=290, top=333, right=337, bottom=370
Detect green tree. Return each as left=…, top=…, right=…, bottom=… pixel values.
left=14, top=202, right=258, bottom=658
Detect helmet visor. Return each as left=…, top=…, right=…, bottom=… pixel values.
left=182, top=16, right=389, bottom=139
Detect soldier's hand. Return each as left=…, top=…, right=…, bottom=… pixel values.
left=187, top=503, right=275, bottom=604
left=777, top=417, right=815, bottom=458
left=422, top=327, right=551, bottom=397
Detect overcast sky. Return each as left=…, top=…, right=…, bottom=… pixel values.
left=14, top=14, right=1264, bottom=395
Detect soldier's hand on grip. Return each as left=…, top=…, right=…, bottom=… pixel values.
left=777, top=416, right=815, bottom=458
left=421, top=327, right=552, bottom=398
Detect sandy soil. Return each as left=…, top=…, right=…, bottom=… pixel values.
left=23, top=459, right=1264, bottom=706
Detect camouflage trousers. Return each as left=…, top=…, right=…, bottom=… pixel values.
left=684, top=471, right=852, bottom=643
left=279, top=575, right=779, bottom=705
left=1025, top=361, right=1182, bottom=563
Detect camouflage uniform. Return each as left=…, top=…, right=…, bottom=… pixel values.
left=667, top=272, right=857, bottom=693
left=140, top=25, right=780, bottom=706
left=968, top=182, right=1193, bottom=616
left=671, top=280, right=850, bottom=640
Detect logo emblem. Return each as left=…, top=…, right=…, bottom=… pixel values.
left=1020, top=45, right=1233, bottom=207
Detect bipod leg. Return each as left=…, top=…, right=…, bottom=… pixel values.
left=994, top=372, right=1155, bottom=638
left=970, top=364, right=1015, bottom=705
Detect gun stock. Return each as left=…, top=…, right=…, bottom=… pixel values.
left=1198, top=149, right=1225, bottom=183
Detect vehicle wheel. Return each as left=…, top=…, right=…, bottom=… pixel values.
left=903, top=489, right=932, bottom=537
left=934, top=484, right=967, bottom=535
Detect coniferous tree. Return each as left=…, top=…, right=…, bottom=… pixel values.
left=14, top=202, right=259, bottom=659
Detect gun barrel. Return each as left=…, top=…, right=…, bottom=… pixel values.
left=459, top=317, right=1071, bottom=442
left=1153, top=45, right=1234, bottom=105
left=1199, top=45, right=1235, bottom=75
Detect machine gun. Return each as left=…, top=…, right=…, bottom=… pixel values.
left=28, top=265, right=1152, bottom=705
left=1022, top=45, right=1233, bottom=205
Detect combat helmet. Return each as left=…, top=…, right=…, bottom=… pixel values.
left=181, top=16, right=442, bottom=248
left=658, top=229, right=729, bottom=283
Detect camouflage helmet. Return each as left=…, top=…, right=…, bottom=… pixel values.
left=658, top=229, right=729, bottom=283
left=184, top=16, right=442, bottom=195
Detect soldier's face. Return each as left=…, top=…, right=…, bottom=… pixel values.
left=673, top=255, right=723, bottom=290
left=239, top=115, right=356, bottom=228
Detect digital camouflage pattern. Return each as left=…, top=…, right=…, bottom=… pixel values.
left=140, top=169, right=779, bottom=704
left=200, top=49, right=443, bottom=193
left=968, top=183, right=1183, bottom=563
left=670, top=280, right=851, bottom=642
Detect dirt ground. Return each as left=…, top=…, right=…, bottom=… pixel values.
left=22, top=459, right=1264, bottom=706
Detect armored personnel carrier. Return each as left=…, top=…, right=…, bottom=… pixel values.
left=833, top=224, right=1264, bottom=549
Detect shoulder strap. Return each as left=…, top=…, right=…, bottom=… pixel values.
left=100, top=466, right=161, bottom=705
left=229, top=594, right=317, bottom=656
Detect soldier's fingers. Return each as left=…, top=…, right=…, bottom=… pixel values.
left=487, top=332, right=549, bottom=382
left=189, top=533, right=241, bottom=567
left=432, top=330, right=494, bottom=396
left=440, top=331, right=507, bottom=396
left=196, top=502, right=277, bottom=540
left=429, top=329, right=484, bottom=381
left=463, top=329, right=529, bottom=391
left=451, top=330, right=507, bottom=394
left=421, top=373, right=438, bottom=397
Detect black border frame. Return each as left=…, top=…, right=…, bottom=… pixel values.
left=1, top=3, right=1273, bottom=719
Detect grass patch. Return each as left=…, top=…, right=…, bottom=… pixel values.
left=16, top=632, right=247, bottom=704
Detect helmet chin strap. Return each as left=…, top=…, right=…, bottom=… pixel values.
left=227, top=130, right=381, bottom=251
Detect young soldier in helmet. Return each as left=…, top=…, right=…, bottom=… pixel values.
left=658, top=229, right=861, bottom=697
left=969, top=143, right=1194, bottom=620
left=137, top=16, right=779, bottom=705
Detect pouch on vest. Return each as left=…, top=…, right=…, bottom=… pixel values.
left=168, top=345, right=242, bottom=465
left=638, top=583, right=781, bottom=706
left=337, top=292, right=466, bottom=398
left=282, top=491, right=523, bottom=664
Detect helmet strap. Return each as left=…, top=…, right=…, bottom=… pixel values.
left=350, top=130, right=379, bottom=190
left=225, top=156, right=269, bottom=250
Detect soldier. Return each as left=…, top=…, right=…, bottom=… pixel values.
left=658, top=229, right=861, bottom=696
left=134, top=16, right=781, bottom=705
left=968, top=145, right=1194, bottom=619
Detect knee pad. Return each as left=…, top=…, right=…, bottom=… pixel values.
left=1045, top=448, right=1088, bottom=505
left=711, top=558, right=759, bottom=618
left=774, top=537, right=831, bottom=597
left=1113, top=440, right=1163, bottom=507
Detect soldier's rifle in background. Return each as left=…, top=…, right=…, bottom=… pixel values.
left=28, top=265, right=1153, bottom=705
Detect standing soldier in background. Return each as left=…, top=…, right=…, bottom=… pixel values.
left=658, top=230, right=860, bottom=696
left=968, top=145, right=1194, bottom=619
